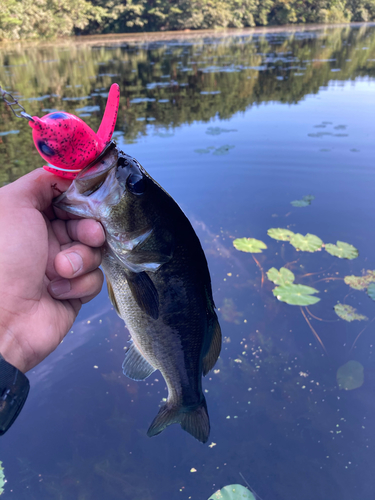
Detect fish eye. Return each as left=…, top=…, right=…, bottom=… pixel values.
left=126, top=173, right=145, bottom=195
left=38, top=141, right=55, bottom=156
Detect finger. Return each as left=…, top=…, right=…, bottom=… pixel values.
left=48, top=268, right=104, bottom=300
left=51, top=219, right=73, bottom=245
left=1, top=168, right=71, bottom=212
left=66, top=219, right=105, bottom=247
left=54, top=244, right=102, bottom=279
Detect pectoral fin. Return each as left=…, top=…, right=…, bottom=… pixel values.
left=127, top=271, right=159, bottom=320
left=106, top=278, right=121, bottom=317
left=123, top=341, right=156, bottom=381
left=202, top=318, right=222, bottom=376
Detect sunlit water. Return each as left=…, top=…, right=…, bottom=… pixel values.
left=1, top=25, right=375, bottom=500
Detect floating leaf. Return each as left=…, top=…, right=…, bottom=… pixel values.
left=325, top=241, right=358, bottom=260
left=368, top=283, right=375, bottom=301
left=291, top=195, right=315, bottom=207
left=290, top=233, right=323, bottom=252
left=291, top=199, right=310, bottom=207
left=273, top=283, right=320, bottom=306
left=233, top=238, right=267, bottom=254
left=334, top=303, right=368, bottom=322
left=267, top=228, right=295, bottom=241
left=337, top=360, right=364, bottom=391
left=208, top=484, right=256, bottom=500
left=0, top=461, right=5, bottom=495
left=344, top=270, right=375, bottom=290
left=267, top=267, right=295, bottom=286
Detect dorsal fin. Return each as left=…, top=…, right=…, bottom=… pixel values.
left=202, top=319, right=222, bottom=376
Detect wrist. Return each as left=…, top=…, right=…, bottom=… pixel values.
left=0, top=320, right=28, bottom=374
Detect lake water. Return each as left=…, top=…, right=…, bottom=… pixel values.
left=1, top=24, right=375, bottom=500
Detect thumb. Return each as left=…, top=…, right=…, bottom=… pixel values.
left=2, top=168, right=71, bottom=212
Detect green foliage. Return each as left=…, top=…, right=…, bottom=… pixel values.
left=267, top=267, right=295, bottom=286
left=289, top=233, right=323, bottom=252
left=367, top=283, right=375, bottom=301
left=344, top=271, right=375, bottom=290
left=273, top=283, right=320, bottom=306
left=233, top=237, right=267, bottom=253
left=0, top=461, right=5, bottom=495
left=334, top=303, right=368, bottom=322
left=267, top=228, right=295, bottom=241
left=208, top=484, right=256, bottom=500
left=1, top=0, right=375, bottom=39
left=325, top=241, right=359, bottom=259
left=290, top=195, right=315, bottom=207
left=336, top=360, right=364, bottom=390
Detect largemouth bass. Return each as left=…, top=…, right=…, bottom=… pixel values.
left=54, top=142, right=221, bottom=443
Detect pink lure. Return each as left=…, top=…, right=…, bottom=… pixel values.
left=29, top=83, right=120, bottom=179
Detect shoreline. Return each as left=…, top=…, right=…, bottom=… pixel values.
left=1, top=22, right=374, bottom=49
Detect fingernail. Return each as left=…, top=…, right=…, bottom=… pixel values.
left=50, top=279, right=71, bottom=296
left=65, top=252, right=83, bottom=274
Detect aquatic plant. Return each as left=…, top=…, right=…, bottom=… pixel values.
left=325, top=241, right=358, bottom=259
left=344, top=271, right=375, bottom=290
left=289, top=233, right=323, bottom=252
left=267, top=228, right=294, bottom=241
left=208, top=484, right=255, bottom=500
left=290, top=195, right=315, bottom=207
left=334, top=303, right=368, bottom=322
left=0, top=461, right=5, bottom=496
left=233, top=238, right=267, bottom=254
left=336, top=360, right=364, bottom=390
left=273, top=283, right=320, bottom=306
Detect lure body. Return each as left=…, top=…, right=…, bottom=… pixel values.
left=29, top=83, right=120, bottom=179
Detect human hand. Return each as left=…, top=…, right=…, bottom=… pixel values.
left=0, top=168, right=105, bottom=373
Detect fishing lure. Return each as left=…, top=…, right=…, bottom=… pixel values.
left=0, top=83, right=120, bottom=179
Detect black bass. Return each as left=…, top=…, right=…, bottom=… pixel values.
left=54, top=143, right=221, bottom=443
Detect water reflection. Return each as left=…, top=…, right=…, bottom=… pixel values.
left=0, top=25, right=375, bottom=500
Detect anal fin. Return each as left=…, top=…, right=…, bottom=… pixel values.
left=202, top=318, right=222, bottom=376
left=122, top=342, right=156, bottom=381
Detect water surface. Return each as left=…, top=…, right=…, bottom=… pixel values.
left=1, top=25, right=375, bottom=500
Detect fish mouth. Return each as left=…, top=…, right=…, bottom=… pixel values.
left=53, top=141, right=122, bottom=218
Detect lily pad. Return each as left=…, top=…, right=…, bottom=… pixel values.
left=325, top=241, right=358, bottom=260
left=334, top=303, right=368, bottom=322
left=344, top=271, right=375, bottom=290
left=267, top=228, right=295, bottom=241
left=208, top=484, right=256, bottom=500
left=0, top=461, right=5, bottom=495
left=267, top=267, right=295, bottom=286
left=273, top=283, right=320, bottom=306
left=233, top=238, right=267, bottom=254
left=291, top=199, right=310, bottom=207
left=337, top=360, right=364, bottom=391
left=367, top=283, right=375, bottom=301
left=290, top=233, right=323, bottom=252
left=291, top=195, right=315, bottom=207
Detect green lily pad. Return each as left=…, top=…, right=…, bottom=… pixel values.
left=267, top=267, right=295, bottom=286
left=290, top=233, right=323, bottom=252
left=337, top=360, right=364, bottom=391
left=291, top=199, right=310, bottom=207
left=367, top=283, right=375, bottom=301
left=0, top=461, right=5, bottom=495
left=273, top=283, right=320, bottom=306
left=208, top=484, right=256, bottom=500
left=334, top=303, right=368, bottom=322
left=291, top=195, right=315, bottom=207
left=325, top=241, right=358, bottom=260
left=233, top=238, right=267, bottom=254
left=344, top=270, right=375, bottom=290
left=267, top=228, right=295, bottom=241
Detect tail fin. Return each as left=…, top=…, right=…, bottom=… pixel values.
left=147, top=399, right=210, bottom=443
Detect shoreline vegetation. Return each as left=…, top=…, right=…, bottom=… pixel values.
left=1, top=0, right=375, bottom=41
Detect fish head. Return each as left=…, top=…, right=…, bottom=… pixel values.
left=53, top=143, right=152, bottom=232
left=30, top=112, right=103, bottom=171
